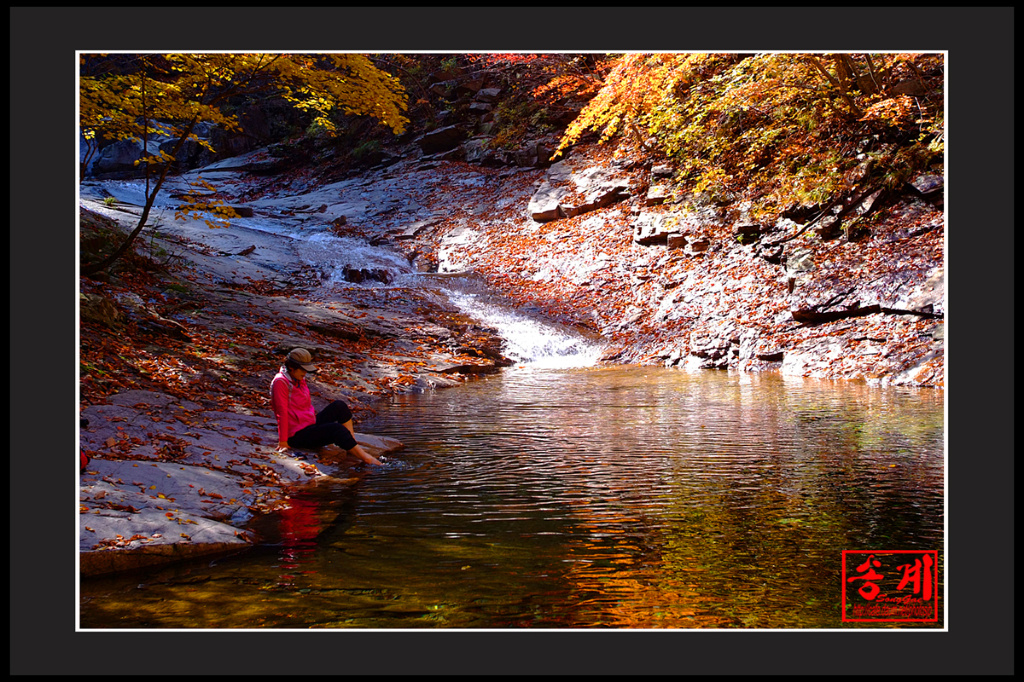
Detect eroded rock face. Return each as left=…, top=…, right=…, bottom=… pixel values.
left=342, top=265, right=392, bottom=284
left=416, top=125, right=468, bottom=155
left=787, top=259, right=945, bottom=324
left=528, top=160, right=631, bottom=223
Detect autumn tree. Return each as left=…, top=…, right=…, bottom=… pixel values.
left=464, top=53, right=615, bottom=101
left=80, top=53, right=409, bottom=275
left=555, top=52, right=944, bottom=223
left=452, top=54, right=618, bottom=150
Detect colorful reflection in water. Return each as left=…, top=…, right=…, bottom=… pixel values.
left=79, top=367, right=944, bottom=629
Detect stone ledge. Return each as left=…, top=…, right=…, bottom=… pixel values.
left=80, top=541, right=250, bottom=578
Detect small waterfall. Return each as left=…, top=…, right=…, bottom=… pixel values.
left=443, top=287, right=605, bottom=369
left=298, top=233, right=420, bottom=288
left=294, top=231, right=604, bottom=370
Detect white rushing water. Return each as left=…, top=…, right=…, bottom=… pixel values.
left=299, top=232, right=605, bottom=369
left=297, top=232, right=423, bottom=288
left=444, top=289, right=605, bottom=369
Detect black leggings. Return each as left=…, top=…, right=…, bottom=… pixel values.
left=288, top=400, right=357, bottom=451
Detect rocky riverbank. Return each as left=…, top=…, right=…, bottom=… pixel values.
left=78, top=133, right=943, bottom=577
left=78, top=158, right=519, bottom=577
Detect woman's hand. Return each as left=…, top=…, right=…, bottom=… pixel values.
left=277, top=442, right=290, bottom=453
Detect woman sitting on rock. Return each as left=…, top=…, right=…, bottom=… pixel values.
left=271, top=348, right=382, bottom=466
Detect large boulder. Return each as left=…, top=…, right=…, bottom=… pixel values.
left=528, top=160, right=630, bottom=222
left=475, top=87, right=502, bottom=103
left=461, top=138, right=509, bottom=166
left=910, top=174, right=944, bottom=198
left=80, top=293, right=123, bottom=329
left=560, top=166, right=630, bottom=218
left=528, top=181, right=567, bottom=222
left=93, top=138, right=164, bottom=174
left=416, top=125, right=468, bottom=155
left=632, top=211, right=676, bottom=245
left=513, top=140, right=554, bottom=168
left=78, top=389, right=406, bottom=577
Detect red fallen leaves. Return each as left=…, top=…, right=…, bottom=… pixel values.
left=93, top=532, right=154, bottom=550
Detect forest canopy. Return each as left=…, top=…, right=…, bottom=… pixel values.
left=80, top=53, right=409, bottom=168
left=551, top=52, right=944, bottom=219
left=79, top=52, right=944, bottom=273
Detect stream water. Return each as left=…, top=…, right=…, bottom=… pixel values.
left=79, top=183, right=945, bottom=629
left=79, top=278, right=945, bottom=629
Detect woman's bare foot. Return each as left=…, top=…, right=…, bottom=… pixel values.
left=350, top=444, right=382, bottom=466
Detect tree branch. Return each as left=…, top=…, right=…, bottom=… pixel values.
left=803, top=56, right=864, bottom=119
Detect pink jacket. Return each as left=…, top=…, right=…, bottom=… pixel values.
left=270, top=367, right=316, bottom=444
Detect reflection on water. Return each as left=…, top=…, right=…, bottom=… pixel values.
left=79, top=367, right=944, bottom=629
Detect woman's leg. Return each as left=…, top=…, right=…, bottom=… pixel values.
left=315, top=400, right=353, bottom=428
left=318, top=401, right=356, bottom=439
left=290, top=402, right=381, bottom=465
left=288, top=422, right=357, bottom=451
left=345, top=443, right=382, bottom=466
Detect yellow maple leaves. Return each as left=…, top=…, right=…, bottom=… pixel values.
left=80, top=53, right=411, bottom=273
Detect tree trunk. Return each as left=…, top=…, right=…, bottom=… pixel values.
left=81, top=117, right=199, bottom=276
left=804, top=56, right=864, bottom=119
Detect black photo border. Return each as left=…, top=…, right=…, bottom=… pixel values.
left=10, top=5, right=1014, bottom=676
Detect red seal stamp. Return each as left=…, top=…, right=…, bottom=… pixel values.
left=842, top=550, right=940, bottom=623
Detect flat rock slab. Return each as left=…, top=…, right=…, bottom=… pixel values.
left=80, top=390, right=403, bottom=577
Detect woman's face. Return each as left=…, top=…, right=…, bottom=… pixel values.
left=289, top=366, right=308, bottom=380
